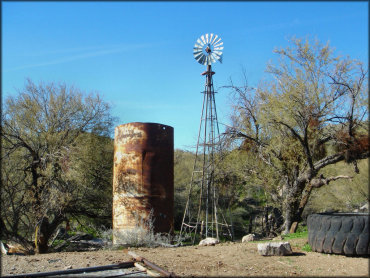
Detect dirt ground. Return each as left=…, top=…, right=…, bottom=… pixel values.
left=1, top=238, right=369, bottom=277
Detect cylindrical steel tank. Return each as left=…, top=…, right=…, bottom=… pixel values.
left=113, top=122, right=174, bottom=244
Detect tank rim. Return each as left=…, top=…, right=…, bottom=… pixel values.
left=115, top=122, right=173, bottom=129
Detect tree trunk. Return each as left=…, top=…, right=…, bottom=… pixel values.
left=283, top=205, right=293, bottom=234
left=37, top=215, right=65, bottom=254
left=289, top=222, right=299, bottom=233
left=283, top=179, right=307, bottom=234
left=37, top=218, right=50, bottom=253
left=248, top=214, right=253, bottom=234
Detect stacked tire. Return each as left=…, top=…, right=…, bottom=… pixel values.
left=307, top=213, right=369, bottom=256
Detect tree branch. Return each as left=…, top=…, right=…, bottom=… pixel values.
left=310, top=175, right=353, bottom=188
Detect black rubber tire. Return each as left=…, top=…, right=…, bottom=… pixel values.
left=307, top=213, right=370, bottom=256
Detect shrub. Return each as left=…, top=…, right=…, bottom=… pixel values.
left=113, top=210, right=174, bottom=247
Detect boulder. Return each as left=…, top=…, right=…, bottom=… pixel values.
left=1, top=242, right=8, bottom=255
left=257, top=242, right=292, bottom=256
left=360, top=203, right=369, bottom=211
left=242, top=234, right=255, bottom=242
left=199, top=237, right=219, bottom=246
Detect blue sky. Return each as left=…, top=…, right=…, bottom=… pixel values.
left=2, top=1, right=368, bottom=150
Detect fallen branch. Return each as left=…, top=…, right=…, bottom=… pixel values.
left=134, top=262, right=161, bottom=277
left=127, top=250, right=175, bottom=277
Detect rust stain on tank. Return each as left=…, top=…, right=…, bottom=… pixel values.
left=113, top=122, right=174, bottom=244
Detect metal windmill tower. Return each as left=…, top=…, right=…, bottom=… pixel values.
left=179, top=34, right=231, bottom=244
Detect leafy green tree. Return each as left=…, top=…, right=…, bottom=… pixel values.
left=306, top=159, right=368, bottom=213
left=225, top=37, right=368, bottom=234
left=1, top=79, right=115, bottom=253
left=173, top=149, right=195, bottom=229
left=64, top=133, right=114, bottom=227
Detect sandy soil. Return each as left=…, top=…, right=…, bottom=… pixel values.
left=2, top=238, right=369, bottom=277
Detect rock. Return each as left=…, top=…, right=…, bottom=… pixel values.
left=257, top=242, right=292, bottom=256
left=48, top=259, right=62, bottom=263
left=1, top=242, right=8, bottom=255
left=242, top=234, right=255, bottom=242
left=360, top=203, right=369, bottom=211
left=199, top=237, right=219, bottom=246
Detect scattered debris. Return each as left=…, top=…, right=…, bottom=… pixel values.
left=1, top=242, right=29, bottom=255
left=134, top=262, right=161, bottom=277
left=127, top=250, right=175, bottom=277
left=257, top=242, right=292, bottom=256
left=52, top=232, right=110, bottom=252
left=1, top=261, right=140, bottom=278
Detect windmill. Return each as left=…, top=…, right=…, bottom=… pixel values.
left=179, top=34, right=232, bottom=244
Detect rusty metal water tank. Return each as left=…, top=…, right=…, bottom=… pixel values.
left=112, top=122, right=174, bottom=244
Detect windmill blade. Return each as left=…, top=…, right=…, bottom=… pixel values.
left=204, top=56, right=208, bottom=65
left=209, top=55, right=216, bottom=64
left=195, top=52, right=205, bottom=61
left=211, top=52, right=220, bottom=60
left=213, top=38, right=222, bottom=46
left=214, top=41, right=224, bottom=48
left=202, top=56, right=207, bottom=65
left=209, top=33, right=214, bottom=44
left=213, top=46, right=224, bottom=51
left=194, top=52, right=204, bottom=60
left=211, top=34, right=218, bottom=45
left=193, top=53, right=203, bottom=60
left=213, top=52, right=223, bottom=58
left=212, top=54, right=222, bottom=63
left=200, top=35, right=206, bottom=45
left=213, top=50, right=223, bottom=56
left=205, top=33, right=209, bottom=44
left=193, top=49, right=203, bottom=55
left=199, top=55, right=206, bottom=65
left=196, top=54, right=204, bottom=63
left=212, top=50, right=223, bottom=63
left=197, top=39, right=204, bottom=47
left=194, top=43, right=203, bottom=49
